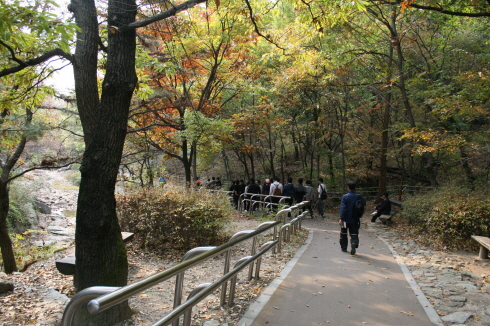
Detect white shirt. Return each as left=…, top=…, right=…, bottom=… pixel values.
left=318, top=183, right=327, bottom=199
left=269, top=181, right=283, bottom=196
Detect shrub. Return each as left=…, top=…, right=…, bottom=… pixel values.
left=402, top=186, right=490, bottom=250
left=117, top=185, right=233, bottom=251
left=8, top=179, right=44, bottom=232
left=0, top=231, right=62, bottom=271
left=65, top=167, right=81, bottom=186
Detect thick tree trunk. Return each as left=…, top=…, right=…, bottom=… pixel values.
left=71, top=0, right=100, bottom=146
left=73, top=0, right=136, bottom=323
left=0, top=182, right=17, bottom=274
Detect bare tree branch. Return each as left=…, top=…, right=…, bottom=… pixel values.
left=7, top=161, right=81, bottom=183
left=0, top=47, right=73, bottom=78
left=380, top=0, right=490, bottom=17
left=123, top=0, right=208, bottom=31
left=243, top=0, right=287, bottom=51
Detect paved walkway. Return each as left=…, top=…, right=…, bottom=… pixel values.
left=239, top=218, right=442, bottom=326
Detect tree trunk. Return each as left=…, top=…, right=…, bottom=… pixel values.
left=379, top=42, right=394, bottom=197
left=221, top=150, right=231, bottom=182
left=0, top=108, right=31, bottom=274
left=0, top=182, right=17, bottom=274
left=460, top=146, right=475, bottom=186
left=192, top=141, right=198, bottom=182
left=267, top=127, right=275, bottom=177
left=71, top=0, right=100, bottom=146
left=73, top=0, right=136, bottom=323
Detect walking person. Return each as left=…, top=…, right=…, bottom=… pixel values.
left=303, top=180, right=315, bottom=218
left=262, top=179, right=271, bottom=197
left=283, top=177, right=295, bottom=217
left=247, top=178, right=261, bottom=211
left=294, top=178, right=306, bottom=205
left=269, top=177, right=283, bottom=211
left=317, top=177, right=327, bottom=219
left=231, top=180, right=239, bottom=209
left=339, top=181, right=366, bottom=255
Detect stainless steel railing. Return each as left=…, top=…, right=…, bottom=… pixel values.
left=61, top=220, right=284, bottom=326
left=61, top=202, right=309, bottom=326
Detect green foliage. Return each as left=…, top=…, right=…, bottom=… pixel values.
left=117, top=185, right=233, bottom=251
left=8, top=180, right=44, bottom=231
left=403, top=186, right=490, bottom=250
left=0, top=231, right=61, bottom=271
left=64, top=170, right=82, bottom=187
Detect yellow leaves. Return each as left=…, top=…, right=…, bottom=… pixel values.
left=399, top=127, right=466, bottom=155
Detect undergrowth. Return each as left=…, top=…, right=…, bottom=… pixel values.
left=402, top=186, right=490, bottom=251
left=0, top=231, right=62, bottom=271
left=117, top=185, right=233, bottom=251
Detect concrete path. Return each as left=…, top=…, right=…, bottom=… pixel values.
left=239, top=218, right=441, bottom=326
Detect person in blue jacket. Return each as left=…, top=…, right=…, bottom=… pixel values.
left=339, top=181, right=366, bottom=255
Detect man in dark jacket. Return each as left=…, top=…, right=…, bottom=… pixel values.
left=294, top=178, right=306, bottom=205
left=371, top=192, right=391, bottom=223
left=339, top=181, right=366, bottom=255
left=247, top=178, right=261, bottom=211
left=283, top=177, right=296, bottom=208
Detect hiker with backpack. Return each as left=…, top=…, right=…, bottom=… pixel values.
left=339, top=181, right=366, bottom=255
left=317, top=177, right=328, bottom=219
left=269, top=177, right=283, bottom=211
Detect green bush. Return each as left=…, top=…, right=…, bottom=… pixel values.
left=65, top=166, right=81, bottom=186
left=8, top=180, right=44, bottom=232
left=403, top=186, right=490, bottom=250
left=117, top=185, right=233, bottom=251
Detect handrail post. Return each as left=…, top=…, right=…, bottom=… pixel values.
left=183, top=283, right=211, bottom=326
left=220, top=230, right=254, bottom=306
left=255, top=241, right=275, bottom=279
left=173, top=247, right=216, bottom=326
left=228, top=256, right=252, bottom=306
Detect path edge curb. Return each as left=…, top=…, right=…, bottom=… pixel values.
left=378, top=236, right=444, bottom=326
left=238, top=228, right=314, bottom=326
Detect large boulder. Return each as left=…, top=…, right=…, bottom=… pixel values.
left=34, top=199, right=51, bottom=214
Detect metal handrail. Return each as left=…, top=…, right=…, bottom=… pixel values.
left=150, top=240, right=278, bottom=326
left=220, top=221, right=277, bottom=305
left=172, top=247, right=216, bottom=326
left=62, top=220, right=281, bottom=326
left=61, top=287, right=120, bottom=326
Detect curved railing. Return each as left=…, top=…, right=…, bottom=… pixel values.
left=61, top=209, right=309, bottom=326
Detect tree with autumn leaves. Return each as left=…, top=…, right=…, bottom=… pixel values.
left=126, top=1, right=256, bottom=184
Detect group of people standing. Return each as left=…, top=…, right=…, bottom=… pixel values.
left=229, top=176, right=330, bottom=218
left=196, top=177, right=222, bottom=189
